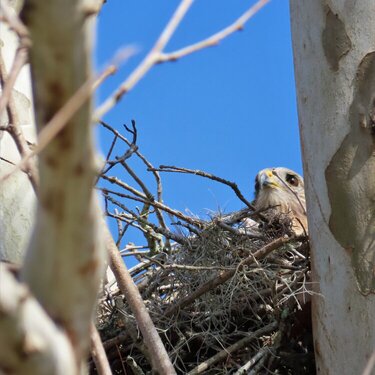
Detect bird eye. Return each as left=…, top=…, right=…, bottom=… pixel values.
left=286, top=174, right=299, bottom=187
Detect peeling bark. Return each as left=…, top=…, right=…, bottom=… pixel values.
left=322, top=6, right=351, bottom=72
left=326, top=51, right=375, bottom=294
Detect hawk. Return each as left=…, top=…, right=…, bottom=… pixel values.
left=252, top=167, right=307, bottom=235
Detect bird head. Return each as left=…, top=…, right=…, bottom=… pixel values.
left=254, top=167, right=307, bottom=234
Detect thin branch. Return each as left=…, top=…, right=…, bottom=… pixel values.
left=0, top=62, right=120, bottom=184
left=100, top=120, right=165, bottom=203
left=233, top=347, right=268, bottom=375
left=105, top=194, right=189, bottom=246
left=100, top=185, right=203, bottom=228
left=187, top=322, right=277, bottom=375
left=152, top=165, right=255, bottom=209
left=104, top=223, right=177, bottom=374
left=0, top=46, right=28, bottom=117
left=0, top=49, right=39, bottom=192
left=90, top=323, right=112, bottom=375
left=159, top=0, right=270, bottom=62
left=94, top=0, right=193, bottom=119
left=94, top=0, right=269, bottom=120
left=0, top=1, right=29, bottom=38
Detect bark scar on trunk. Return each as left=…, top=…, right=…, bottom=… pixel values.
left=325, top=52, right=375, bottom=295
left=321, top=5, right=352, bottom=72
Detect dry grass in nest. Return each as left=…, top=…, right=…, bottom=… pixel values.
left=93, top=122, right=315, bottom=374
left=94, top=213, right=315, bottom=374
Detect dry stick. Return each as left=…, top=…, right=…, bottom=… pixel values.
left=187, top=321, right=277, bottom=375
left=153, top=165, right=255, bottom=209
left=120, top=161, right=170, bottom=239
left=94, top=0, right=269, bottom=120
left=90, top=322, right=113, bottom=375
left=0, top=64, right=117, bottom=183
left=0, top=49, right=39, bottom=192
left=104, top=194, right=189, bottom=246
left=164, top=237, right=290, bottom=317
left=103, top=333, right=129, bottom=350
left=104, top=224, right=177, bottom=375
left=101, top=184, right=203, bottom=228
left=362, top=350, right=375, bottom=375
left=94, top=0, right=193, bottom=120
left=0, top=46, right=28, bottom=117
left=233, top=347, right=268, bottom=375
left=0, top=0, right=29, bottom=38
left=159, top=0, right=270, bottom=62
left=100, top=121, right=164, bottom=203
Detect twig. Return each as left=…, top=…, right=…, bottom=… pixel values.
left=101, top=185, right=203, bottom=228
left=0, top=0, right=30, bottom=116
left=215, top=218, right=263, bottom=239
left=233, top=347, right=268, bottom=375
left=104, top=223, right=177, bottom=375
left=103, top=333, right=129, bottom=349
left=100, top=120, right=165, bottom=203
left=0, top=47, right=28, bottom=117
left=362, top=350, right=375, bottom=375
left=90, top=322, right=112, bottom=375
left=0, top=62, right=120, bottom=184
left=152, top=164, right=255, bottom=209
left=0, top=0, right=29, bottom=39
left=119, top=160, right=169, bottom=239
left=143, top=256, right=233, bottom=272
left=0, top=49, right=39, bottom=192
left=94, top=0, right=193, bottom=119
left=187, top=322, right=277, bottom=374
left=159, top=0, right=270, bottom=62
left=164, top=237, right=290, bottom=317
left=94, top=0, right=269, bottom=120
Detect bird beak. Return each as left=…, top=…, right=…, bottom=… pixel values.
left=259, top=170, right=280, bottom=189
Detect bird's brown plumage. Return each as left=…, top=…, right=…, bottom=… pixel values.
left=253, top=167, right=307, bottom=235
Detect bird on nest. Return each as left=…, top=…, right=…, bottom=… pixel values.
left=244, top=167, right=308, bottom=236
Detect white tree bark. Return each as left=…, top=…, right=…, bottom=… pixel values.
left=290, top=1, right=375, bottom=374
left=0, top=264, right=76, bottom=374
left=0, top=0, right=36, bottom=264
left=19, top=0, right=106, bottom=366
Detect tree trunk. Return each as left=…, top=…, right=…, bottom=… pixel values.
left=290, top=1, right=375, bottom=374
left=0, top=0, right=36, bottom=264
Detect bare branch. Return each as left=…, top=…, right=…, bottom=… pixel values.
left=90, top=323, right=112, bottom=375
left=0, top=48, right=39, bottom=192
left=152, top=164, right=255, bottom=209
left=187, top=322, right=277, bottom=375
left=159, top=0, right=270, bottom=62
left=94, top=0, right=194, bottom=120
left=100, top=184, right=203, bottom=227
left=104, top=224, right=177, bottom=374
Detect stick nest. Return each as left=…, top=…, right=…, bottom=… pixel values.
left=95, top=214, right=314, bottom=374
left=93, top=122, right=315, bottom=374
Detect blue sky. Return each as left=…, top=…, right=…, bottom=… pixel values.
left=96, top=0, right=301, bottom=261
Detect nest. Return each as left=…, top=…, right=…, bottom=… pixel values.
left=93, top=122, right=315, bottom=374
left=94, top=212, right=314, bottom=374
